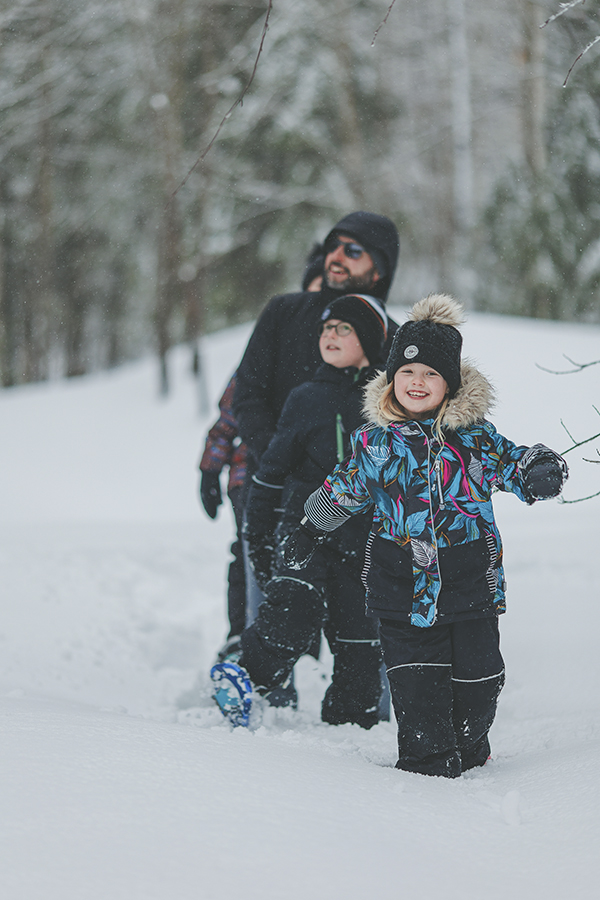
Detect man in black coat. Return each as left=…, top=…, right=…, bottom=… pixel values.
left=233, top=211, right=400, bottom=467
left=230, top=211, right=399, bottom=710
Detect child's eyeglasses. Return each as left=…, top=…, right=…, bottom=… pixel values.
left=324, top=237, right=366, bottom=260
left=322, top=322, right=354, bottom=337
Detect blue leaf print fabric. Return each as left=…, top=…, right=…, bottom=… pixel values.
left=322, top=418, right=530, bottom=626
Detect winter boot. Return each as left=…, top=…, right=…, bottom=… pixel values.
left=210, top=661, right=253, bottom=727
left=387, top=664, right=462, bottom=777
left=321, top=642, right=384, bottom=729
left=214, top=635, right=242, bottom=665
left=452, top=671, right=505, bottom=771
left=241, top=575, right=324, bottom=691
left=264, top=674, right=298, bottom=709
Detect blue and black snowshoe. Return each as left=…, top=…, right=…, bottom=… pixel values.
left=210, top=661, right=253, bottom=727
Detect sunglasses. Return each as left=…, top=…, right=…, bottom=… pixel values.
left=322, top=322, right=354, bottom=337
left=324, top=237, right=366, bottom=260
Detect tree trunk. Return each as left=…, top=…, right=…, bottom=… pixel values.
left=329, top=0, right=367, bottom=207
left=522, top=0, right=548, bottom=318
left=22, top=29, right=56, bottom=383
left=522, top=0, right=547, bottom=178
left=447, top=0, right=475, bottom=303
left=183, top=265, right=210, bottom=415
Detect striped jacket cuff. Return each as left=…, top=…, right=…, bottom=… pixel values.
left=304, top=486, right=351, bottom=532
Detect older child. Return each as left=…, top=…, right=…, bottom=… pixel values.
left=285, top=294, right=568, bottom=777
left=211, top=294, right=389, bottom=728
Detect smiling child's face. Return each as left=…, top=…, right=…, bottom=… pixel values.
left=319, top=320, right=369, bottom=370
left=393, top=362, right=448, bottom=417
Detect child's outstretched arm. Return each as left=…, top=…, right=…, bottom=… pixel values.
left=481, top=424, right=568, bottom=503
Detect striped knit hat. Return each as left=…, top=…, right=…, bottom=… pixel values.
left=320, top=294, right=388, bottom=366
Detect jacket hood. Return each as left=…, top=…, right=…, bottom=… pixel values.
left=362, top=361, right=495, bottom=430
left=325, top=211, right=400, bottom=303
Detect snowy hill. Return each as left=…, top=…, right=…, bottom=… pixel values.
left=1, top=311, right=599, bottom=899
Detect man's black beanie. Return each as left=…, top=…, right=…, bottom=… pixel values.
left=324, top=211, right=400, bottom=303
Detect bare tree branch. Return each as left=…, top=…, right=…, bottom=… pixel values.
left=562, top=33, right=600, bottom=86
left=582, top=431, right=600, bottom=462
left=560, top=406, right=600, bottom=455
left=560, top=418, right=578, bottom=447
left=560, top=487, right=600, bottom=503
left=540, top=0, right=586, bottom=29
left=541, top=1, right=600, bottom=86
left=559, top=394, right=600, bottom=495
left=535, top=354, right=600, bottom=374
left=371, top=0, right=398, bottom=47
left=560, top=432, right=600, bottom=455
left=171, top=0, right=273, bottom=199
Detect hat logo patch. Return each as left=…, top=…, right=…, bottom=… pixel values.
left=321, top=308, right=332, bottom=321
left=404, top=344, right=419, bottom=359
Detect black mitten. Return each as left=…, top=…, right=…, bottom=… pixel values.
left=243, top=479, right=283, bottom=590
left=281, top=517, right=326, bottom=570
left=246, top=531, right=276, bottom=592
left=200, top=471, right=222, bottom=519
left=520, top=444, right=568, bottom=503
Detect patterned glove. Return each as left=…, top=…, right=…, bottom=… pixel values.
left=280, top=517, right=327, bottom=570
left=520, top=444, right=569, bottom=503
left=200, top=471, right=222, bottom=519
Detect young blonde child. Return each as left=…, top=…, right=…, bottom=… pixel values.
left=284, top=294, right=568, bottom=777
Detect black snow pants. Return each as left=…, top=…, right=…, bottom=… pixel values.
left=240, top=538, right=384, bottom=729
left=226, top=486, right=247, bottom=640
left=378, top=616, right=505, bottom=778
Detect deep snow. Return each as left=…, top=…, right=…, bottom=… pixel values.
left=1, top=312, right=599, bottom=899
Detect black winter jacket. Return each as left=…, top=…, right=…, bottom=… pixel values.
left=233, top=285, right=398, bottom=467
left=246, top=362, right=379, bottom=559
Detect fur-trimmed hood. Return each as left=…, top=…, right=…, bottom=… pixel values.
left=362, top=360, right=495, bottom=430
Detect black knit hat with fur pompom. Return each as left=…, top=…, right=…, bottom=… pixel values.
left=386, top=294, right=464, bottom=397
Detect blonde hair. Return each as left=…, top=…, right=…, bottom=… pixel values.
left=377, top=381, right=449, bottom=441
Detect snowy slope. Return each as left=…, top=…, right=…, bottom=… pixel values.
left=1, top=311, right=599, bottom=899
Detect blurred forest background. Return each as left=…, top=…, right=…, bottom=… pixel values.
left=1, top=0, right=600, bottom=391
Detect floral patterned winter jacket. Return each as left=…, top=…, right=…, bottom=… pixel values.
left=304, top=364, right=542, bottom=628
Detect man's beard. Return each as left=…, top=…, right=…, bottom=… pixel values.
left=324, top=264, right=380, bottom=293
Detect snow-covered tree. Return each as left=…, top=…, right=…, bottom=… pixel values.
left=480, top=1, right=600, bottom=322
left=0, top=0, right=554, bottom=389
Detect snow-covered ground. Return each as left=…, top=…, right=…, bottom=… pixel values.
left=1, top=311, right=599, bottom=899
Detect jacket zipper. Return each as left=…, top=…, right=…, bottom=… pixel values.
left=423, top=429, right=443, bottom=624
left=434, top=456, right=446, bottom=509
left=335, top=413, right=345, bottom=463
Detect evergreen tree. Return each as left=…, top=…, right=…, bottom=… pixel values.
left=480, top=1, right=600, bottom=323
left=0, top=0, right=548, bottom=388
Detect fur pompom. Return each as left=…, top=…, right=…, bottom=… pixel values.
left=408, top=294, right=464, bottom=328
